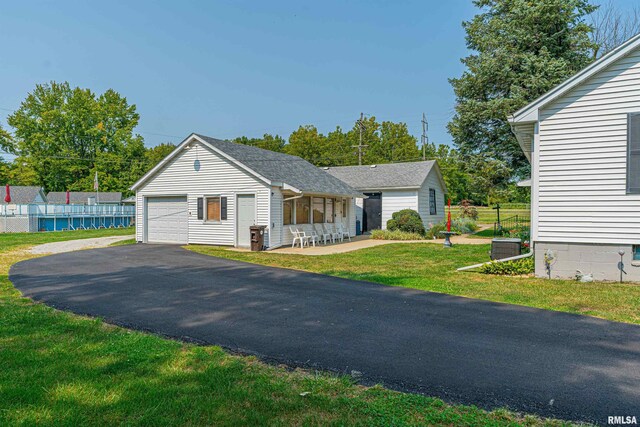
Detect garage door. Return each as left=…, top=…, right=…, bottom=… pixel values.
left=146, top=197, right=188, bottom=244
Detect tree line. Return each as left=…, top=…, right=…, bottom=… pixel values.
left=1, top=0, right=637, bottom=203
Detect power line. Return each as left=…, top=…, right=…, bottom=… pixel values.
left=352, top=112, right=368, bottom=166
left=421, top=112, right=429, bottom=161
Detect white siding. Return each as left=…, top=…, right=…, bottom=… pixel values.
left=135, top=141, right=271, bottom=246
left=269, top=187, right=283, bottom=248
left=381, top=190, right=418, bottom=229
left=537, top=47, right=640, bottom=244
left=418, top=172, right=446, bottom=228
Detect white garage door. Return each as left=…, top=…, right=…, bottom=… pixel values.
left=146, top=197, right=188, bottom=244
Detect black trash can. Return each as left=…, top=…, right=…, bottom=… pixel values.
left=250, top=225, right=267, bottom=251
left=491, top=238, right=522, bottom=260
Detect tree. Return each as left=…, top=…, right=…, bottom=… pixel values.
left=424, top=143, right=471, bottom=203
left=590, top=0, right=640, bottom=59
left=285, top=125, right=328, bottom=164
left=448, top=0, right=596, bottom=179
left=232, top=134, right=286, bottom=152
left=145, top=143, right=177, bottom=170
left=1, top=81, right=145, bottom=192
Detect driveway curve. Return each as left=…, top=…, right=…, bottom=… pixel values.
left=10, top=244, right=640, bottom=425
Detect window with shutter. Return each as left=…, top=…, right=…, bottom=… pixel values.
left=206, top=197, right=221, bottom=222
left=628, top=113, right=640, bottom=194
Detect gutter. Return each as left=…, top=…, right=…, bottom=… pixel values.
left=456, top=249, right=534, bottom=272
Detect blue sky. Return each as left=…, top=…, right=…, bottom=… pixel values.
left=0, top=0, right=637, bottom=158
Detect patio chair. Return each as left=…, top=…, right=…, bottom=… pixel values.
left=289, top=226, right=310, bottom=248
left=329, top=223, right=342, bottom=242
left=308, top=226, right=320, bottom=247
left=321, top=224, right=336, bottom=244
left=338, top=223, right=352, bottom=242
left=315, top=224, right=332, bottom=244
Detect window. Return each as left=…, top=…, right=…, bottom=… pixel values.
left=206, top=197, right=221, bottom=221
left=295, top=197, right=310, bottom=224
left=283, top=200, right=293, bottom=225
left=342, top=199, right=347, bottom=218
left=634, top=245, right=640, bottom=261
left=429, top=188, right=437, bottom=215
left=326, top=198, right=334, bottom=223
left=313, top=197, right=325, bottom=223
left=628, top=113, right=640, bottom=193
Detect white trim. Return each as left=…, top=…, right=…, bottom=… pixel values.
left=510, top=32, right=640, bottom=124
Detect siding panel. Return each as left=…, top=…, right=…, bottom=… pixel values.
left=537, top=47, right=640, bottom=244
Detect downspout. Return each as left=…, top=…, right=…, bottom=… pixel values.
left=457, top=249, right=534, bottom=272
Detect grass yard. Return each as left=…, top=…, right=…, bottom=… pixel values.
left=0, top=229, right=568, bottom=425
left=189, top=244, right=640, bottom=325
left=474, top=207, right=530, bottom=225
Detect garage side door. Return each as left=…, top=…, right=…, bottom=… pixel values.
left=146, top=197, right=188, bottom=244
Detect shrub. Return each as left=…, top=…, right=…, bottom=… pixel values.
left=371, top=229, right=427, bottom=240
left=458, top=199, right=478, bottom=220
left=425, top=218, right=479, bottom=239
left=386, top=209, right=426, bottom=235
left=479, top=257, right=534, bottom=275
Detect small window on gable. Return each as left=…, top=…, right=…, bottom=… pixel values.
left=627, top=113, right=640, bottom=194
left=429, top=188, right=437, bottom=215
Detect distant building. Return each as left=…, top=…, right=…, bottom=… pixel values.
left=46, top=191, right=123, bottom=205
left=0, top=186, right=47, bottom=205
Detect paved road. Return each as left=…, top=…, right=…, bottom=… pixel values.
left=10, top=245, right=640, bottom=424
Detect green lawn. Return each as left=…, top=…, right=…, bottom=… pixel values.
left=188, top=244, right=640, bottom=325
left=1, top=229, right=567, bottom=426
left=474, top=207, right=530, bottom=225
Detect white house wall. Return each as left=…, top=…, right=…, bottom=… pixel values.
left=418, top=172, right=445, bottom=228
left=135, top=141, right=271, bottom=246
left=381, top=190, right=418, bottom=229
left=538, top=47, right=640, bottom=245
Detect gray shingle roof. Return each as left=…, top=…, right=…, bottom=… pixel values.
left=195, top=134, right=363, bottom=197
left=0, top=186, right=45, bottom=205
left=47, top=191, right=122, bottom=204
left=324, top=161, right=438, bottom=190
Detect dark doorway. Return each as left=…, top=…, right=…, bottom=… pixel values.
left=363, top=193, right=382, bottom=232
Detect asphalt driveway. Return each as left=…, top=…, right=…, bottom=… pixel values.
left=10, top=244, right=640, bottom=424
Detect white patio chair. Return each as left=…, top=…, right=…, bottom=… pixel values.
left=321, top=224, right=335, bottom=243
left=308, top=226, right=320, bottom=247
left=329, top=223, right=342, bottom=242
left=289, top=226, right=310, bottom=248
left=315, top=224, right=332, bottom=244
left=338, top=223, right=352, bottom=242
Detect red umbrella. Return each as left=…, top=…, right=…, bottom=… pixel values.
left=65, top=190, right=70, bottom=205
left=4, top=184, right=10, bottom=203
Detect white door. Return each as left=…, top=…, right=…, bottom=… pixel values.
left=146, top=196, right=188, bottom=244
left=236, top=194, right=256, bottom=247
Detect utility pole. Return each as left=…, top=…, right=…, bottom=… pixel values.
left=352, top=112, right=368, bottom=165
left=421, top=112, right=428, bottom=161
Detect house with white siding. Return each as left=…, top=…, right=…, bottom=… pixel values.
left=131, top=133, right=363, bottom=248
left=509, top=33, right=640, bottom=281
left=324, top=161, right=446, bottom=232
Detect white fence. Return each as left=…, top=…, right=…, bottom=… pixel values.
left=1, top=204, right=134, bottom=216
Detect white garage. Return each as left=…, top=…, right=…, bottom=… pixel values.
left=131, top=133, right=362, bottom=248
left=146, top=196, right=189, bottom=244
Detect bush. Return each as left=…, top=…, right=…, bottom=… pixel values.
left=458, top=199, right=478, bottom=220
left=425, top=218, right=479, bottom=239
left=479, top=257, right=534, bottom=275
left=386, top=209, right=426, bottom=235
left=371, top=229, right=427, bottom=240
